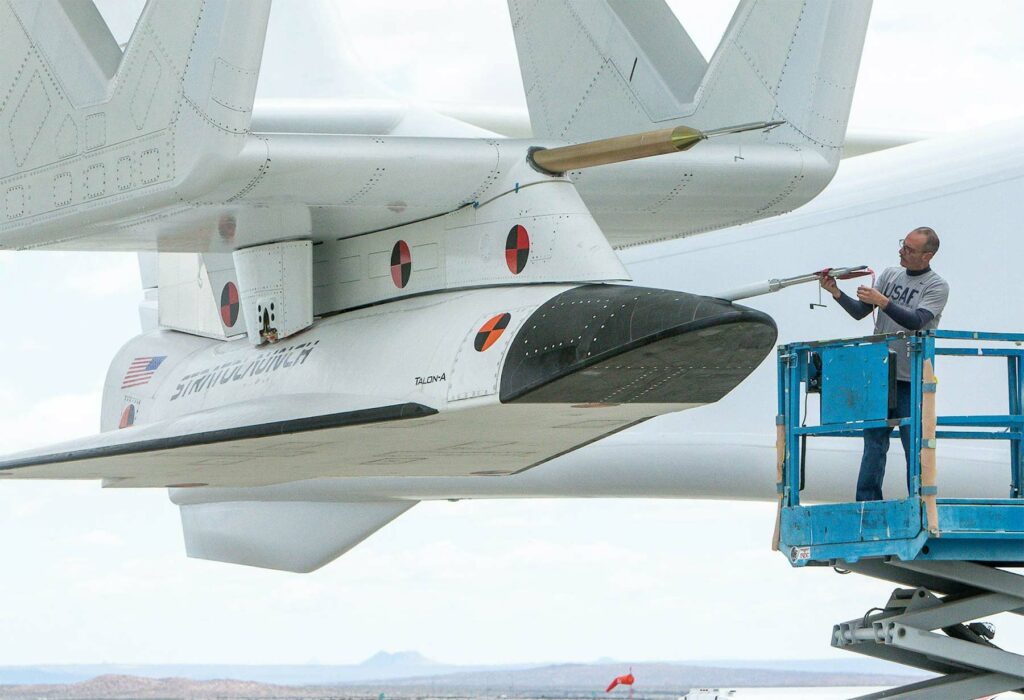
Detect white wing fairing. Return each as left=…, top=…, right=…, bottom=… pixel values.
left=157, top=252, right=246, bottom=339
left=309, top=172, right=629, bottom=317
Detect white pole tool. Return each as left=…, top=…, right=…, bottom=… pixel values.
left=715, top=266, right=873, bottom=302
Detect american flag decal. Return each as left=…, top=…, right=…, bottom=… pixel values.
left=122, top=356, right=166, bottom=389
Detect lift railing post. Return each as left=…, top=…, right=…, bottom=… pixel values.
left=908, top=334, right=923, bottom=500
left=789, top=350, right=802, bottom=506
left=1010, top=353, right=1023, bottom=498
left=777, top=348, right=790, bottom=506
left=785, top=348, right=803, bottom=507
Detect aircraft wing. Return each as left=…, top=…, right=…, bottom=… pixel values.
left=1, top=133, right=517, bottom=252
left=4, top=130, right=834, bottom=253
left=0, top=394, right=430, bottom=487
left=0, top=391, right=692, bottom=488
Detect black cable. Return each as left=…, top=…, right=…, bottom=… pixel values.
left=862, top=606, right=886, bottom=626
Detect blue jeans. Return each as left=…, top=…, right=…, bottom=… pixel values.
left=856, top=381, right=912, bottom=501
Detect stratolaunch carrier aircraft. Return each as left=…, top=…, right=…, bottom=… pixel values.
left=0, top=0, right=873, bottom=571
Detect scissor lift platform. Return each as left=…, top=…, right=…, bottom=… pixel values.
left=774, top=331, right=1024, bottom=699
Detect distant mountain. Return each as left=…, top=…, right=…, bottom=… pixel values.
left=0, top=655, right=537, bottom=686
left=0, top=663, right=933, bottom=700
left=359, top=650, right=436, bottom=668
left=0, top=655, right=925, bottom=688
left=0, top=674, right=339, bottom=699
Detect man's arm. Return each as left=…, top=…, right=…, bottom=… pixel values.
left=835, top=291, right=874, bottom=320
left=821, top=275, right=873, bottom=320
left=881, top=302, right=934, bottom=330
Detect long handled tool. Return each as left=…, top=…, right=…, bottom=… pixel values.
left=715, top=265, right=873, bottom=303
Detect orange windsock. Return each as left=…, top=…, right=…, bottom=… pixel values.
left=605, top=672, right=635, bottom=692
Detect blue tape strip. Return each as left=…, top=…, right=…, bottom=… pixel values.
left=776, top=482, right=785, bottom=494
left=776, top=415, right=785, bottom=425
left=920, top=486, right=938, bottom=495
left=923, top=382, right=937, bottom=393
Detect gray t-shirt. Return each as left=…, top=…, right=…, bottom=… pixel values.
left=873, top=267, right=950, bottom=380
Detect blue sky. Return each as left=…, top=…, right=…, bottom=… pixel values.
left=1, top=1, right=1023, bottom=666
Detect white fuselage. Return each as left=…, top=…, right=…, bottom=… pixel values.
left=103, top=283, right=733, bottom=487
left=105, top=285, right=577, bottom=431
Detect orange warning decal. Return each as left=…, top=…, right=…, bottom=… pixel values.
left=474, top=313, right=511, bottom=352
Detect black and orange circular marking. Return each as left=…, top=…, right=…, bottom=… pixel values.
left=475, top=312, right=511, bottom=352
left=119, top=404, right=136, bottom=429
left=220, top=281, right=240, bottom=327
left=505, top=224, right=530, bottom=274
left=391, top=240, right=411, bottom=288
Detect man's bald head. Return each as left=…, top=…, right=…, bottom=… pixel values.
left=911, top=226, right=940, bottom=254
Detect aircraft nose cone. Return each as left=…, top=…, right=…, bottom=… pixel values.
left=499, top=284, right=777, bottom=404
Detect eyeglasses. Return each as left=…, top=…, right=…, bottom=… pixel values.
left=898, top=239, right=924, bottom=255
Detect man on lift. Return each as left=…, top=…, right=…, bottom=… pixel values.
left=820, top=227, right=950, bottom=501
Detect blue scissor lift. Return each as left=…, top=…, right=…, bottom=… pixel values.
left=775, top=330, right=1024, bottom=699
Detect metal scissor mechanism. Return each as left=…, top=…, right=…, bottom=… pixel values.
left=835, top=559, right=1024, bottom=699
left=774, top=331, right=1024, bottom=699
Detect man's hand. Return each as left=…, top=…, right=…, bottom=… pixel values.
left=857, top=285, right=889, bottom=308
left=819, top=275, right=841, bottom=299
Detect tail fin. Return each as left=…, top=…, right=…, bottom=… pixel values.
left=509, top=0, right=871, bottom=164
left=0, top=0, right=271, bottom=245
left=179, top=499, right=417, bottom=573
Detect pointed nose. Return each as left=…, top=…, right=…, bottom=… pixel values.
left=500, top=284, right=777, bottom=404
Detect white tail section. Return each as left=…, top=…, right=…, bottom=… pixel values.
left=509, top=0, right=872, bottom=165
left=0, top=0, right=271, bottom=248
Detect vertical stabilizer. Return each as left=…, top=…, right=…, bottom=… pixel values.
left=0, top=0, right=271, bottom=246
left=180, top=500, right=417, bottom=573
left=509, top=0, right=871, bottom=166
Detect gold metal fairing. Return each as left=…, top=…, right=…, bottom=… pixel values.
left=528, top=120, right=784, bottom=175
left=530, top=125, right=705, bottom=174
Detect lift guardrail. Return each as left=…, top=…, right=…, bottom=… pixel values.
left=774, top=329, right=1024, bottom=565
